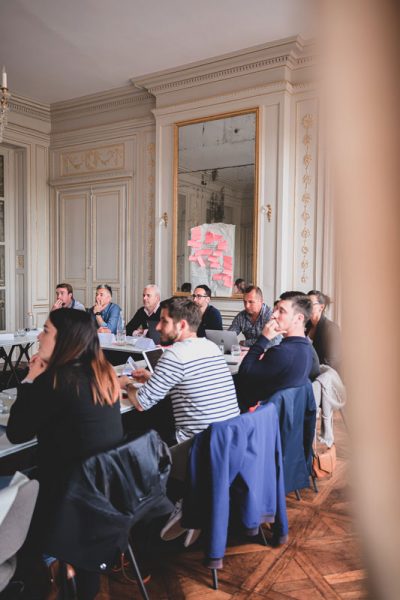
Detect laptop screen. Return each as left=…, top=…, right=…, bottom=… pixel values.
left=142, top=348, right=164, bottom=373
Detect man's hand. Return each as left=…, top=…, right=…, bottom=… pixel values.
left=131, top=369, right=151, bottom=383
left=27, top=354, right=47, bottom=381
left=51, top=299, right=63, bottom=311
left=262, top=318, right=284, bottom=340
left=126, top=384, right=144, bottom=411
left=98, top=327, right=111, bottom=333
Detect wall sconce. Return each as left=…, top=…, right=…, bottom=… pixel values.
left=159, top=212, right=168, bottom=228
left=261, top=204, right=272, bottom=222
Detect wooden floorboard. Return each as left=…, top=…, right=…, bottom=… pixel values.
left=97, top=411, right=367, bottom=599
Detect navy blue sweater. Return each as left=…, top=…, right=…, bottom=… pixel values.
left=197, top=304, right=223, bottom=338
left=236, top=335, right=313, bottom=408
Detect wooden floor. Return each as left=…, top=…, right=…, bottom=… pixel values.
left=98, top=412, right=367, bottom=600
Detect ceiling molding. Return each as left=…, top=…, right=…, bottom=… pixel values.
left=9, top=93, right=51, bottom=123
left=50, top=85, right=154, bottom=122
left=133, top=36, right=314, bottom=98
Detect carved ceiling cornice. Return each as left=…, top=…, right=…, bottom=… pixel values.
left=50, top=85, right=154, bottom=122
left=133, top=36, right=315, bottom=98
left=9, top=94, right=51, bottom=123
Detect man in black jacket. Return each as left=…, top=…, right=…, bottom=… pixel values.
left=126, top=284, right=161, bottom=336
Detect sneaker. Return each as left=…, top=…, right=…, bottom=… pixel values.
left=160, top=500, right=186, bottom=541
left=183, top=528, right=201, bottom=548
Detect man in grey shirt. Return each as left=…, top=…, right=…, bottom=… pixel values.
left=229, top=285, right=274, bottom=347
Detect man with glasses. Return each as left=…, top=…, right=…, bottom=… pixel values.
left=191, top=285, right=223, bottom=337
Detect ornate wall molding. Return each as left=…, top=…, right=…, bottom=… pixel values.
left=134, top=36, right=314, bottom=101
left=152, top=81, right=292, bottom=118
left=9, top=93, right=50, bottom=123
left=51, top=85, right=154, bottom=122
left=50, top=117, right=155, bottom=148
left=299, top=113, right=314, bottom=284
left=59, top=143, right=125, bottom=177
left=49, top=169, right=134, bottom=188
left=146, top=141, right=156, bottom=281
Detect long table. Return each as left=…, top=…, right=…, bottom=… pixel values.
left=0, top=353, right=242, bottom=473
left=0, top=331, right=39, bottom=388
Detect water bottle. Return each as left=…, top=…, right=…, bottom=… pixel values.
left=116, top=313, right=126, bottom=345
left=25, top=311, right=34, bottom=331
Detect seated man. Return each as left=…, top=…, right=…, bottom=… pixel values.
left=121, top=297, right=239, bottom=444
left=51, top=283, right=85, bottom=311
left=236, top=294, right=314, bottom=410
left=88, top=284, right=121, bottom=334
left=229, top=285, right=274, bottom=347
left=192, top=284, right=223, bottom=337
left=126, top=284, right=161, bottom=336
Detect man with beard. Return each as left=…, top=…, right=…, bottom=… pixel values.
left=120, top=296, right=239, bottom=444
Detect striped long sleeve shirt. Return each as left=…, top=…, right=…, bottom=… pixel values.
left=137, top=337, right=239, bottom=443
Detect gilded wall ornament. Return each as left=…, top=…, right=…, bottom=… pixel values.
left=300, top=114, right=314, bottom=283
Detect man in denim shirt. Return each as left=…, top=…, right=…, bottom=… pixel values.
left=229, top=286, right=274, bottom=347
left=88, top=284, right=121, bottom=334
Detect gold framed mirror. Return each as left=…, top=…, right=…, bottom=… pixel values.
left=173, top=108, right=259, bottom=298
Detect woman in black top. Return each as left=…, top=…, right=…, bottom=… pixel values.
left=7, top=308, right=123, bottom=599
left=306, top=290, right=342, bottom=374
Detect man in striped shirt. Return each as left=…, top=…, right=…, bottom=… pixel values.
left=123, top=297, right=239, bottom=444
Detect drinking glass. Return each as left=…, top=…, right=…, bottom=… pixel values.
left=0, top=392, right=14, bottom=414
left=115, top=331, right=126, bottom=345
left=231, top=344, right=241, bottom=358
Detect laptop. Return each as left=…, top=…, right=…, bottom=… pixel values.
left=142, top=348, right=164, bottom=373
left=205, top=329, right=239, bottom=354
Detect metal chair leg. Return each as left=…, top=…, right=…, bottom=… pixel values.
left=211, top=568, right=218, bottom=590
left=259, top=525, right=268, bottom=546
left=295, top=489, right=301, bottom=501
left=312, top=476, right=319, bottom=493
left=126, top=543, right=150, bottom=600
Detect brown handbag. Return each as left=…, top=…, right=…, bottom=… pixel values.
left=312, top=443, right=336, bottom=478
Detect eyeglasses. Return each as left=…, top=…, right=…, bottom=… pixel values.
left=192, top=294, right=208, bottom=299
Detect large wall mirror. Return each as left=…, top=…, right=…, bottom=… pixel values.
left=173, top=108, right=259, bottom=297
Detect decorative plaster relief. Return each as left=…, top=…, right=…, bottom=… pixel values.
left=146, top=141, right=155, bottom=281
left=60, top=144, right=125, bottom=177
left=300, top=113, right=314, bottom=284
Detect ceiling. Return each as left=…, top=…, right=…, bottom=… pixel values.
left=0, top=0, right=315, bottom=105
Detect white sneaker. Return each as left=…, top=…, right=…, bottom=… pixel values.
left=183, top=528, right=201, bottom=548
left=160, top=500, right=186, bottom=541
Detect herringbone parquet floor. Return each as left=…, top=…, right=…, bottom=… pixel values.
left=99, top=411, right=367, bottom=599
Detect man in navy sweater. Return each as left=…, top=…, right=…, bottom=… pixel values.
left=192, top=284, right=223, bottom=337
left=236, top=294, right=313, bottom=410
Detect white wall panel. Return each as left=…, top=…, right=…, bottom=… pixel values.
left=60, top=192, right=88, bottom=281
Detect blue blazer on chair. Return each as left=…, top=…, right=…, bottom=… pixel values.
left=182, top=402, right=288, bottom=563
left=263, top=383, right=316, bottom=494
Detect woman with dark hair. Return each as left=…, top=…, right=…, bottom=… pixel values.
left=7, top=308, right=123, bottom=599
left=306, top=290, right=342, bottom=373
